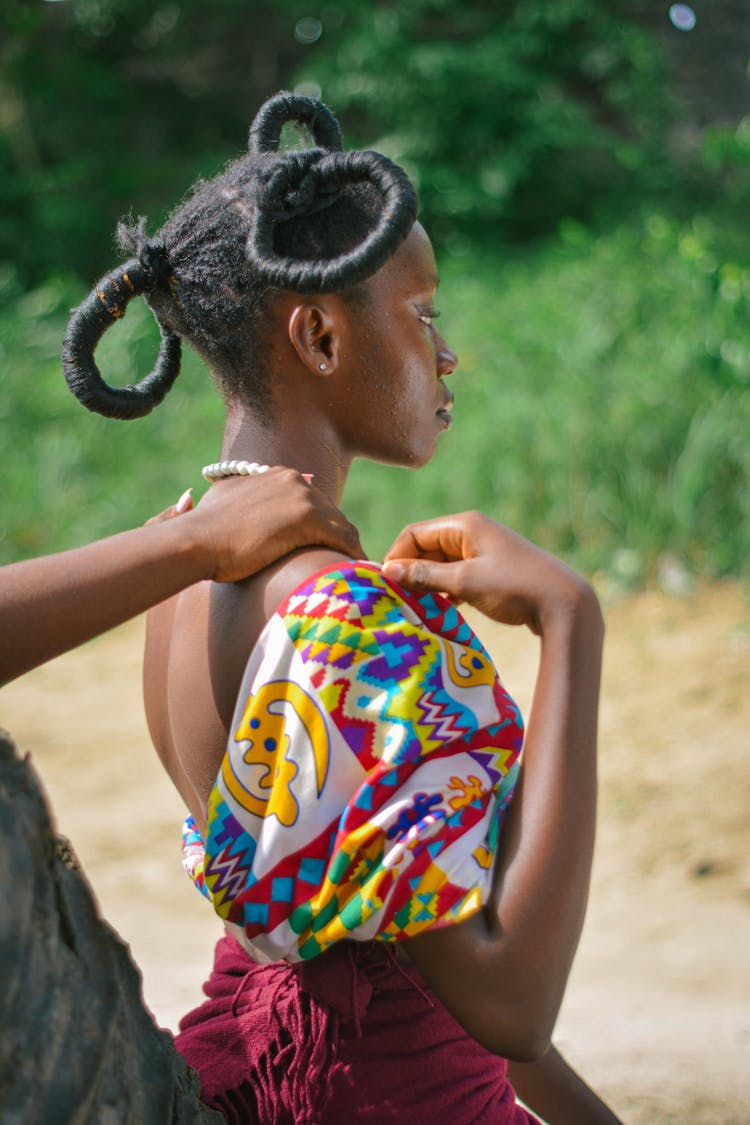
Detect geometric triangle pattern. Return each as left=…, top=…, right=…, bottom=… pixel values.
left=182, top=561, right=524, bottom=963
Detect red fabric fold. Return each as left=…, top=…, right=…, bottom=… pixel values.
left=177, top=934, right=537, bottom=1123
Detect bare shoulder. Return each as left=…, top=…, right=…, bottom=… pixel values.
left=258, top=546, right=353, bottom=618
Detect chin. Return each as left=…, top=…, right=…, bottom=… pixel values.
left=406, top=446, right=438, bottom=469
left=377, top=443, right=437, bottom=470
left=356, top=429, right=440, bottom=470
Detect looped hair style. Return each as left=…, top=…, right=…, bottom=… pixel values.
left=63, top=91, right=418, bottom=420
left=62, top=256, right=181, bottom=420
left=248, top=147, right=417, bottom=294
left=249, top=91, right=343, bottom=156
left=137, top=236, right=173, bottom=289
left=245, top=93, right=417, bottom=294
left=256, top=151, right=345, bottom=223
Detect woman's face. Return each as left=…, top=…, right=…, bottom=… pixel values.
left=336, top=222, right=458, bottom=468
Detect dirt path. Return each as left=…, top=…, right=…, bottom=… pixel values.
left=2, top=582, right=748, bottom=1124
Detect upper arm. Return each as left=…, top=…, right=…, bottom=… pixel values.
left=402, top=913, right=511, bottom=1054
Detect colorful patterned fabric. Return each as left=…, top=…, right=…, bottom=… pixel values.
left=182, top=561, right=524, bottom=963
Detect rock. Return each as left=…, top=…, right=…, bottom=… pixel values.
left=0, top=730, right=222, bottom=1124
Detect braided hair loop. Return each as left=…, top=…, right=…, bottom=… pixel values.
left=62, top=246, right=181, bottom=420
left=245, top=93, right=418, bottom=294
left=248, top=148, right=417, bottom=293
left=249, top=91, right=343, bottom=156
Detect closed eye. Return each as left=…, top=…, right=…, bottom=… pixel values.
left=418, top=308, right=440, bottom=328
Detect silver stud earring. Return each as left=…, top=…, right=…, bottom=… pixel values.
left=319, top=362, right=328, bottom=371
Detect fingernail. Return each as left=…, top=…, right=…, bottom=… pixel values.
left=382, top=561, right=404, bottom=582
left=302, top=473, right=314, bottom=485
left=175, top=487, right=193, bottom=513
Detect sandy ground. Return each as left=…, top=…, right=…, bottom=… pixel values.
left=2, top=581, right=748, bottom=1124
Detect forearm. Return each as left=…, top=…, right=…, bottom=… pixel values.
left=508, top=1045, right=624, bottom=1125
left=0, top=518, right=210, bottom=686
left=486, top=591, right=604, bottom=1040
left=406, top=586, right=603, bottom=1056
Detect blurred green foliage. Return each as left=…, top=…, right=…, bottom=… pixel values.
left=1, top=0, right=308, bottom=282
left=299, top=0, right=671, bottom=240
left=0, top=264, right=225, bottom=558
left=1, top=0, right=671, bottom=282
left=1, top=1, right=748, bottom=581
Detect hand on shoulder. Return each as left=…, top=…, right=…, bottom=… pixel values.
left=383, top=510, right=601, bottom=636
left=186, top=468, right=363, bottom=584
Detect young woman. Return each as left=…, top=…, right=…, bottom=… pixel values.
left=63, top=92, right=621, bottom=1123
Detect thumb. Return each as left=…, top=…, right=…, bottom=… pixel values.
left=381, top=557, right=465, bottom=600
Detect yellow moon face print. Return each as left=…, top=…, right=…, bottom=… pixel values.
left=224, top=680, right=330, bottom=827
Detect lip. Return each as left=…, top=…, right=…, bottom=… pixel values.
left=436, top=393, right=454, bottom=428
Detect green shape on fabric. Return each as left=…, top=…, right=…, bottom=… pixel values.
left=391, top=901, right=413, bottom=930
left=311, top=895, right=339, bottom=933
left=327, top=849, right=352, bottom=884
left=299, top=936, right=323, bottom=959
left=286, top=619, right=302, bottom=642
left=487, top=804, right=500, bottom=851
left=316, top=623, right=344, bottom=646
left=339, top=892, right=364, bottom=930
left=289, top=901, right=313, bottom=935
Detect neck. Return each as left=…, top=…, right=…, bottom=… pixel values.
left=220, top=406, right=352, bottom=505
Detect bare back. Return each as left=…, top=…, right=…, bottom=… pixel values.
left=144, top=546, right=350, bottom=836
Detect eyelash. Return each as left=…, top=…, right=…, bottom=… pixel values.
left=418, top=309, right=440, bottom=328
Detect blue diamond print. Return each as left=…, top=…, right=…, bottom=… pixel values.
left=272, top=877, right=294, bottom=902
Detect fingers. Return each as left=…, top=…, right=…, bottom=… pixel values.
left=383, top=511, right=522, bottom=621
left=384, top=512, right=482, bottom=565
left=248, top=468, right=364, bottom=559
left=383, top=510, right=599, bottom=633
left=384, top=522, right=454, bottom=563
left=382, top=557, right=467, bottom=600
left=299, top=487, right=364, bottom=558
left=310, top=510, right=364, bottom=559
left=383, top=513, right=485, bottom=602
left=145, top=488, right=194, bottom=526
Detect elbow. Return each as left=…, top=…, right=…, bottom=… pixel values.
left=499, top=1022, right=552, bottom=1063
left=403, top=926, right=562, bottom=1062
left=478, top=1015, right=553, bottom=1063
left=467, top=992, right=557, bottom=1062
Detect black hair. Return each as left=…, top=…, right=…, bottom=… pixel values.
left=62, top=92, right=418, bottom=420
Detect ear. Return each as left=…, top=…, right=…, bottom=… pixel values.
left=287, top=300, right=344, bottom=375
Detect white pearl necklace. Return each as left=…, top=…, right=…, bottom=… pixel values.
left=201, top=460, right=270, bottom=482
left=202, top=461, right=315, bottom=485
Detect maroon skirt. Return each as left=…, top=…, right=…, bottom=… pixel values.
left=176, top=934, right=538, bottom=1124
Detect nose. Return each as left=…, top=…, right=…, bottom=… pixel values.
left=435, top=329, right=458, bottom=377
